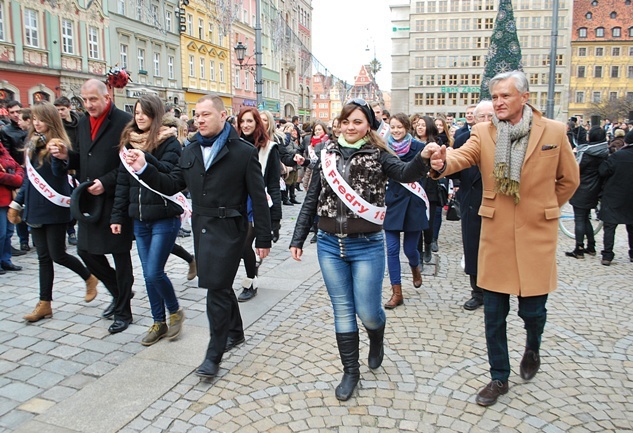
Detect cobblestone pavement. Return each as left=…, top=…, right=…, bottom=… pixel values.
left=1, top=188, right=632, bottom=433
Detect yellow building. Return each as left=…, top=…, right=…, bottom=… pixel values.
left=180, top=0, right=233, bottom=116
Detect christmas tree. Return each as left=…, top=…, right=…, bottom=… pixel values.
left=480, top=0, right=524, bottom=99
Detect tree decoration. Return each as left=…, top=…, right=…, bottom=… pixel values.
left=480, top=0, right=523, bottom=99
left=105, top=66, right=131, bottom=89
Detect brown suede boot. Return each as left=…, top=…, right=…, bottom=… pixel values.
left=384, top=284, right=403, bottom=309
left=85, top=275, right=98, bottom=302
left=24, top=301, right=53, bottom=322
left=411, top=265, right=422, bottom=288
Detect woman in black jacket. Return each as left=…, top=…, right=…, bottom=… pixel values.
left=565, top=126, right=609, bottom=258
left=14, top=102, right=97, bottom=322
left=236, top=107, right=281, bottom=302
left=111, top=95, right=185, bottom=346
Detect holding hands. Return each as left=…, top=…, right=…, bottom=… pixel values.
left=47, top=139, right=68, bottom=160
left=125, top=149, right=146, bottom=172
left=421, top=142, right=448, bottom=171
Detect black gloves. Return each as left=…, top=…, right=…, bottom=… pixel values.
left=272, top=220, right=281, bottom=243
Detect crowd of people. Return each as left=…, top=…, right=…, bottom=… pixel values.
left=0, top=69, right=630, bottom=407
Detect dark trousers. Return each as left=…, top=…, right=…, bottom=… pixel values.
left=573, top=206, right=595, bottom=249
left=31, top=224, right=91, bottom=301
left=241, top=223, right=257, bottom=279
left=204, top=285, right=244, bottom=364
left=171, top=243, right=193, bottom=263
left=483, top=290, right=548, bottom=382
left=78, top=249, right=134, bottom=322
left=470, top=274, right=483, bottom=300
left=601, top=222, right=633, bottom=261
left=419, top=202, right=439, bottom=251
left=16, top=221, right=29, bottom=245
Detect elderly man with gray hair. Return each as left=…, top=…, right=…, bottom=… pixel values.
left=422, top=71, right=579, bottom=406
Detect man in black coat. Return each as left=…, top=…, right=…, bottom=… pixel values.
left=598, top=130, right=633, bottom=265
left=455, top=105, right=477, bottom=141
left=49, top=79, right=134, bottom=334
left=453, top=100, right=494, bottom=310
left=0, top=101, right=27, bottom=165
left=127, top=95, right=272, bottom=379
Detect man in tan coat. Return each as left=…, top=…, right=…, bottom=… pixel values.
left=423, top=71, right=579, bottom=406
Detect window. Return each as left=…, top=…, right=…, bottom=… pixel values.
left=592, top=92, right=601, bottom=103
left=151, top=5, right=158, bottom=26
left=427, top=39, right=435, bottom=50
left=118, top=0, right=125, bottom=14
left=414, top=93, right=424, bottom=106
left=630, top=47, right=633, bottom=56
left=532, top=17, right=541, bottom=28
left=438, top=38, right=447, bottom=49
left=415, top=56, right=424, bottom=68
left=426, top=57, right=435, bottom=68
left=88, top=26, right=99, bottom=59
left=198, top=18, right=204, bottom=39
left=427, top=20, right=435, bottom=32
left=120, top=44, right=128, bottom=69
left=555, top=73, right=562, bottom=84
left=437, top=94, right=446, bottom=106
left=449, top=74, right=458, bottom=85
left=415, top=75, right=423, bottom=86
left=477, top=18, right=483, bottom=29
left=628, top=66, right=633, bottom=79
left=425, top=93, right=434, bottom=105
left=168, top=56, right=174, bottom=79
left=61, top=19, right=74, bottom=54
left=415, top=38, right=424, bottom=50
left=577, top=66, right=586, bottom=78
left=428, top=1, right=436, bottom=12
left=612, top=27, right=621, bottom=37
left=596, top=47, right=604, bottom=56
left=245, top=72, right=250, bottom=91
left=578, top=47, right=587, bottom=56
left=438, top=75, right=446, bottom=85
left=0, top=1, right=4, bottom=41
left=529, top=74, right=539, bottom=85
left=594, top=66, right=602, bottom=78
left=472, top=74, right=481, bottom=85
left=484, top=0, right=494, bottom=10
left=415, top=2, right=424, bottom=13
left=578, top=27, right=587, bottom=38
left=461, top=38, right=469, bottom=50
left=462, top=18, right=470, bottom=30
left=154, top=52, right=160, bottom=76
left=188, top=55, right=194, bottom=77
left=518, top=17, right=529, bottom=29
left=556, top=54, right=563, bottom=66
left=209, top=23, right=214, bottom=43
left=610, top=47, right=620, bottom=57
left=485, top=18, right=494, bottom=29
left=138, top=48, right=145, bottom=71
left=187, top=14, right=193, bottom=36
left=630, top=27, right=633, bottom=37
left=448, top=93, right=457, bottom=105
left=438, top=1, right=447, bottom=12
left=425, top=75, right=435, bottom=85
left=219, top=63, right=224, bottom=82
left=585, top=12, right=592, bottom=19
left=596, top=27, right=604, bottom=37
left=472, top=55, right=481, bottom=67
left=24, top=9, right=39, bottom=47
left=166, top=11, right=172, bottom=32
left=611, top=66, right=619, bottom=78
left=575, top=92, right=585, bottom=103
left=438, top=19, right=447, bottom=31
left=609, top=92, right=618, bottom=101
left=136, top=0, right=143, bottom=20
left=199, top=57, right=205, bottom=79
left=415, top=20, right=424, bottom=32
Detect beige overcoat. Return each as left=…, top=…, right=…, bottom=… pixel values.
left=437, top=108, right=579, bottom=296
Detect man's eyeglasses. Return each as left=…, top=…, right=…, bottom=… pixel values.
left=345, top=98, right=368, bottom=107
left=476, top=113, right=494, bottom=120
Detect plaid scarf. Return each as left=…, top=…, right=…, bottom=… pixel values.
left=491, top=105, right=533, bottom=204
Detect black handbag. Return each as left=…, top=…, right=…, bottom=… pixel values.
left=446, top=198, right=461, bottom=221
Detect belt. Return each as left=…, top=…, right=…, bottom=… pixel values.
left=325, top=231, right=380, bottom=239
left=192, top=205, right=244, bottom=218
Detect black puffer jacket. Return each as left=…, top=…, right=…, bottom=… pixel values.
left=569, top=140, right=608, bottom=210
left=111, top=134, right=183, bottom=223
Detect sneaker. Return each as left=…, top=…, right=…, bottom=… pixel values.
left=68, top=233, right=77, bottom=246
left=141, top=322, right=168, bottom=346
left=166, top=309, right=185, bottom=340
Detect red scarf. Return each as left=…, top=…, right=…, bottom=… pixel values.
left=89, top=101, right=112, bottom=141
left=311, top=133, right=328, bottom=147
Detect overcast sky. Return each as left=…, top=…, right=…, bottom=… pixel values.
left=311, top=0, right=393, bottom=92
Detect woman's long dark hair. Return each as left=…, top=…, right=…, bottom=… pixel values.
left=237, top=107, right=269, bottom=149
left=415, top=115, right=440, bottom=144
left=119, top=94, right=165, bottom=152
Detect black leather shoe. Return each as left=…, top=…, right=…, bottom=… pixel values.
left=2, top=263, right=22, bottom=271
left=10, top=246, right=26, bottom=256
left=225, top=335, right=245, bottom=352
left=108, top=319, right=131, bottom=334
left=238, top=287, right=257, bottom=302
left=519, top=349, right=540, bottom=381
left=463, top=297, right=484, bottom=311
left=102, top=301, right=116, bottom=319
left=289, top=197, right=301, bottom=204
left=476, top=380, right=509, bottom=406
left=283, top=200, right=293, bottom=206
left=195, top=359, right=219, bottom=378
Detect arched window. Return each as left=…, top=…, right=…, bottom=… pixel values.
left=578, top=27, right=588, bottom=37
left=612, top=27, right=621, bottom=37
left=595, top=27, right=605, bottom=37
left=586, top=12, right=592, bottom=19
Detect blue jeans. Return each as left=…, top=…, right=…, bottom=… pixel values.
left=134, top=217, right=181, bottom=323
left=0, top=207, right=12, bottom=265
left=483, top=290, right=548, bottom=382
left=316, top=230, right=386, bottom=333
left=385, top=230, right=421, bottom=285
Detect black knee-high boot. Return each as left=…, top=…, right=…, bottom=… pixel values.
left=366, top=324, right=385, bottom=369
left=335, top=331, right=360, bottom=401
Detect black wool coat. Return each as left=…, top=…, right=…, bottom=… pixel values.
left=139, top=127, right=272, bottom=289
left=598, top=146, right=633, bottom=224
left=63, top=103, right=134, bottom=254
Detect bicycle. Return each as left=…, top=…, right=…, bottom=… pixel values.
left=559, top=202, right=603, bottom=238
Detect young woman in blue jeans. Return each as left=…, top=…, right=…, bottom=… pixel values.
left=290, top=100, right=429, bottom=401
left=111, top=94, right=185, bottom=346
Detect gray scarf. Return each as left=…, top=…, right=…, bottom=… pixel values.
left=491, top=105, right=533, bottom=204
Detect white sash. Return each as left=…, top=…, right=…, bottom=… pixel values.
left=258, top=142, right=274, bottom=207
left=307, top=144, right=318, bottom=161
left=321, top=149, right=386, bottom=225
left=399, top=181, right=430, bottom=220
left=377, top=121, right=391, bottom=140
left=119, top=148, right=192, bottom=223
left=25, top=157, right=71, bottom=207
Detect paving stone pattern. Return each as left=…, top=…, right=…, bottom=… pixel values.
left=1, top=188, right=632, bottom=432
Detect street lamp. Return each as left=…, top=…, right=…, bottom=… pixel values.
left=233, top=1, right=263, bottom=108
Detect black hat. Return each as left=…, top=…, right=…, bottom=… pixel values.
left=70, top=181, right=105, bottom=223
left=345, top=98, right=381, bottom=131
left=625, top=129, right=633, bottom=145
left=569, top=116, right=578, bottom=123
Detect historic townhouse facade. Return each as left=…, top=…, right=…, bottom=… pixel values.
left=390, top=0, right=572, bottom=121
left=231, top=0, right=258, bottom=114
left=108, top=0, right=184, bottom=114
left=0, top=0, right=108, bottom=107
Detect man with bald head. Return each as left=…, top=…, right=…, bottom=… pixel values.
left=50, top=79, right=134, bottom=334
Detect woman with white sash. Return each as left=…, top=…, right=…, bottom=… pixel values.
left=110, top=95, right=185, bottom=346
left=289, top=99, right=430, bottom=401
left=383, top=113, right=429, bottom=309
left=13, top=102, right=97, bottom=322
left=236, top=107, right=281, bottom=302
